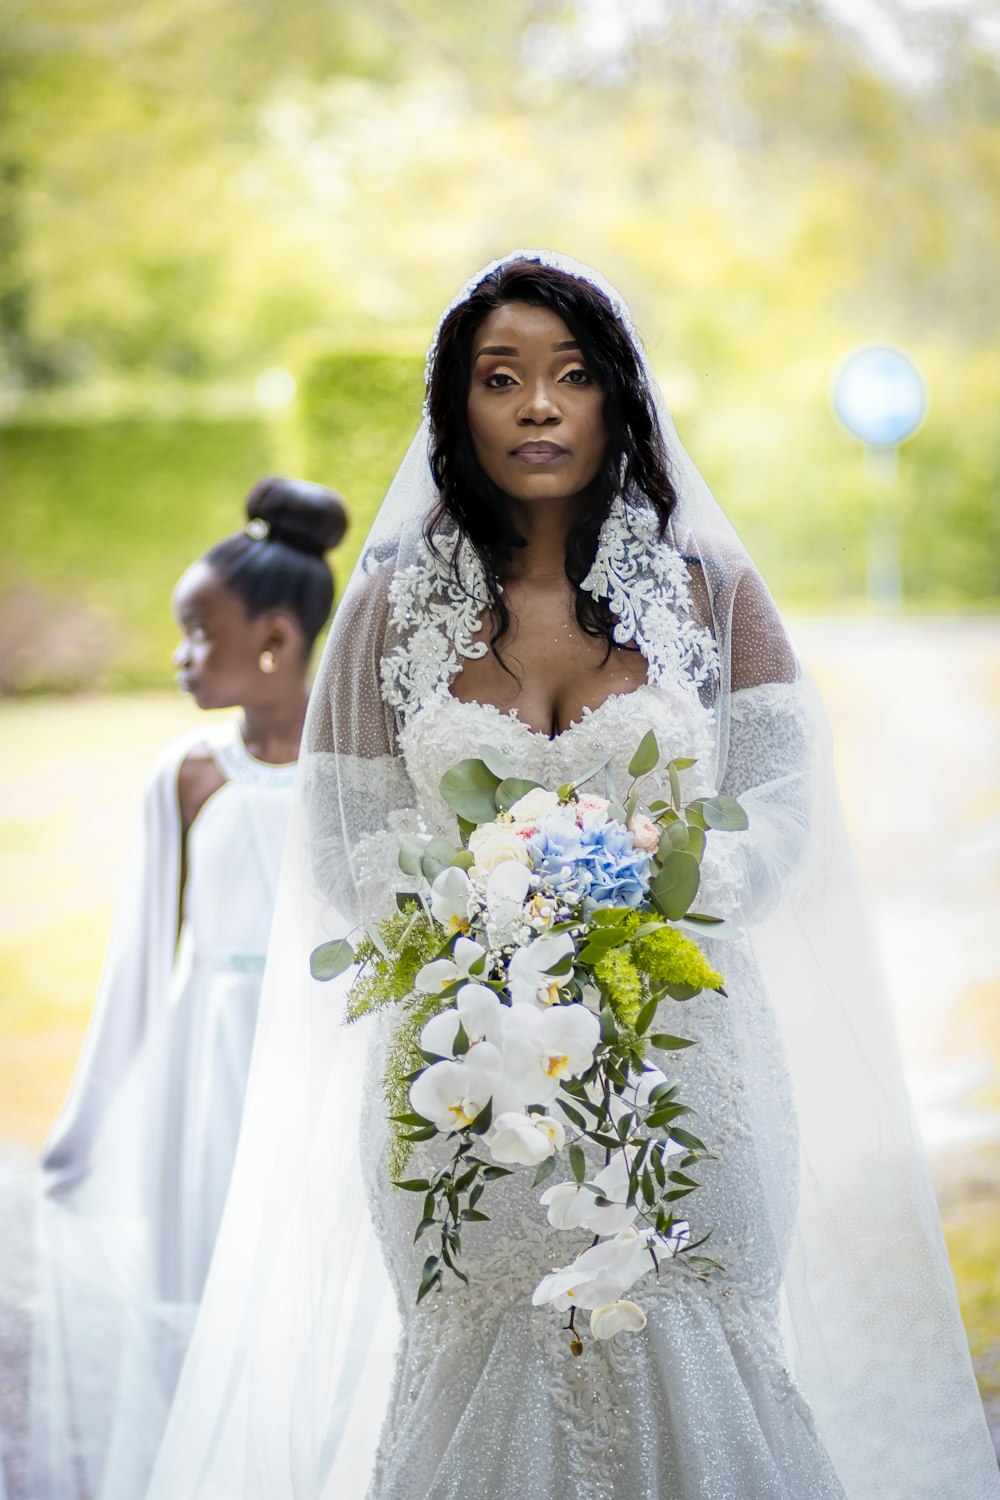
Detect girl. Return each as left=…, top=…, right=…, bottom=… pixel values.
left=29, top=477, right=346, bottom=1500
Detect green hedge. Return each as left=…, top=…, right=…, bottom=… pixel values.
left=290, top=347, right=427, bottom=586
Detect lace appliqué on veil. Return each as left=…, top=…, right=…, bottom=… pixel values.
left=581, top=496, right=718, bottom=694
left=380, top=499, right=719, bottom=728
left=380, top=535, right=489, bottom=727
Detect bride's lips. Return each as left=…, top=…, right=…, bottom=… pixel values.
left=511, top=441, right=568, bottom=464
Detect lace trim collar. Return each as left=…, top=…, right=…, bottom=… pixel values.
left=380, top=499, right=718, bottom=724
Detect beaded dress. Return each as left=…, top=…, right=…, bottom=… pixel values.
left=355, top=517, right=845, bottom=1500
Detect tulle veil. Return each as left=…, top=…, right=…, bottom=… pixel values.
left=145, top=251, right=999, bottom=1500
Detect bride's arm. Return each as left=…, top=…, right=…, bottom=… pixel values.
left=696, top=567, right=813, bottom=927
left=301, top=557, right=418, bottom=928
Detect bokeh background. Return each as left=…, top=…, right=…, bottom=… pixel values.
left=1, top=0, right=999, bottom=1463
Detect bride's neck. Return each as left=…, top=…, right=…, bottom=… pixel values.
left=502, top=499, right=575, bottom=586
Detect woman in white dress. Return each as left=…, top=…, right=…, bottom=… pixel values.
left=28, top=477, right=346, bottom=1499
left=147, top=254, right=1000, bottom=1500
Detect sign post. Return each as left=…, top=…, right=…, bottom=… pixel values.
left=831, top=345, right=927, bottom=609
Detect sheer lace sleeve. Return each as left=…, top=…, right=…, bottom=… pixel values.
left=302, top=557, right=418, bottom=927
left=696, top=567, right=811, bottom=926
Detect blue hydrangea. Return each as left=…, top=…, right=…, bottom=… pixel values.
left=528, top=809, right=651, bottom=909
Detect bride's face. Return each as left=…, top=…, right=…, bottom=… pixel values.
left=466, top=301, right=608, bottom=508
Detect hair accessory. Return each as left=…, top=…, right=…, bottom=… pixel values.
left=246, top=518, right=270, bottom=541
left=258, top=650, right=277, bottom=674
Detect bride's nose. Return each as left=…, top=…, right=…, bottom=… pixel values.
left=517, top=379, right=561, bottom=425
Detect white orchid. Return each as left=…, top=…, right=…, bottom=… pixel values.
left=540, top=1152, right=638, bottom=1236
left=488, top=1110, right=566, bottom=1166
left=501, top=1001, right=600, bottom=1105
left=429, top=866, right=474, bottom=933
left=415, top=936, right=487, bottom=994
left=419, top=983, right=506, bottom=1057
left=409, top=1041, right=521, bottom=1135
left=482, top=861, right=533, bottom=946
left=590, top=1300, right=647, bottom=1340
left=532, top=1225, right=658, bottom=1312
left=533, top=1223, right=688, bottom=1314
left=507, top=932, right=575, bottom=1007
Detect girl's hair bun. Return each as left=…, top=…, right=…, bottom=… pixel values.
left=246, top=477, right=348, bottom=557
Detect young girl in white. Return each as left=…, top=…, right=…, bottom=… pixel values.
left=28, top=477, right=346, bottom=1500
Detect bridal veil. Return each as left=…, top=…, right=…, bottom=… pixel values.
left=146, top=252, right=999, bottom=1500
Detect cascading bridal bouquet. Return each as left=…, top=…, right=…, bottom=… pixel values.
left=312, top=731, right=747, bottom=1352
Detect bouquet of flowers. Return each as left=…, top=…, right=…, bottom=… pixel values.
left=312, top=730, right=747, bottom=1351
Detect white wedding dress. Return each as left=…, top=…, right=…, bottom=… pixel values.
left=360, top=681, right=846, bottom=1500
left=31, top=723, right=296, bottom=1500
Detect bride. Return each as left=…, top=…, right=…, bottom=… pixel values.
left=147, top=252, right=1000, bottom=1500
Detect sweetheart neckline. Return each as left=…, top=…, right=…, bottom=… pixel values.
left=439, top=683, right=659, bottom=744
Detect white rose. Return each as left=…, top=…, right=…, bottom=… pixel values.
left=508, top=787, right=561, bottom=823
left=469, top=822, right=532, bottom=876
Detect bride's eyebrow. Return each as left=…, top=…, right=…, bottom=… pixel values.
left=474, top=340, right=582, bottom=358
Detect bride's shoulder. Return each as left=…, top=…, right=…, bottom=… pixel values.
left=671, top=532, right=796, bottom=690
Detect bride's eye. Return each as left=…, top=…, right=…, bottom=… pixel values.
left=561, top=367, right=592, bottom=385
left=484, top=371, right=517, bottom=389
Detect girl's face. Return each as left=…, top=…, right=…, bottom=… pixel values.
left=172, top=562, right=273, bottom=710
left=466, top=301, right=608, bottom=509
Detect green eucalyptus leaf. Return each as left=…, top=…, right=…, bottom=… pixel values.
left=569, top=1142, right=587, bottom=1183
left=398, top=834, right=428, bottom=877
left=393, top=1178, right=431, bottom=1192
left=668, top=763, right=681, bottom=809
left=439, top=759, right=503, bottom=824
left=697, top=795, right=749, bottom=832
left=628, top=729, right=659, bottom=778
left=478, top=742, right=516, bottom=780
left=650, top=850, right=701, bottom=920
left=468, top=1098, right=493, bottom=1136
left=421, top=835, right=461, bottom=883
left=668, top=756, right=697, bottom=771
left=309, top=938, right=355, bottom=981
left=649, top=1033, right=697, bottom=1050
left=496, top=776, right=544, bottom=811
left=685, top=824, right=706, bottom=861
left=660, top=823, right=689, bottom=855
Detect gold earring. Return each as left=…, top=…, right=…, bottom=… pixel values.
left=259, top=650, right=277, bottom=674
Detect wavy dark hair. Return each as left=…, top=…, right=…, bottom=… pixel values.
left=426, top=258, right=678, bottom=667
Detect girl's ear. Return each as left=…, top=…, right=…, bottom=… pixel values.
left=259, top=610, right=307, bottom=666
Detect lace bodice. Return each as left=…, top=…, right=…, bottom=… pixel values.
left=397, top=681, right=716, bottom=831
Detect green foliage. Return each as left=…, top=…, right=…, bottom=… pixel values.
left=0, top=414, right=273, bottom=692
left=593, top=947, right=644, bottom=1029
left=3, top=5, right=1000, bottom=696
left=345, top=903, right=441, bottom=1020
left=291, top=348, right=427, bottom=586
left=631, top=925, right=724, bottom=996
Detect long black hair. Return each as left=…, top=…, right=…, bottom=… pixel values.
left=204, top=477, right=347, bottom=651
left=426, top=258, right=678, bottom=666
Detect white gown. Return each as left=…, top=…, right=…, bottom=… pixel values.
left=30, top=723, right=295, bottom=1500
left=360, top=683, right=846, bottom=1500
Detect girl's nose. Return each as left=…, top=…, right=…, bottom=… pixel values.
left=173, top=640, right=191, bottom=668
